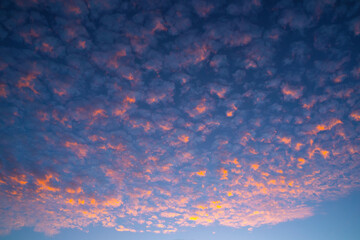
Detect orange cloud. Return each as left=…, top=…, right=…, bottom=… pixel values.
left=93, top=109, right=107, bottom=118
left=66, top=187, right=83, bottom=194
left=64, top=141, right=88, bottom=158
left=17, top=71, right=40, bottom=94
left=350, top=111, right=360, bottom=121
left=210, top=87, right=227, bottom=98
left=333, top=74, right=346, bottom=83
left=278, top=136, right=291, bottom=146
left=240, top=132, right=254, bottom=146
left=103, top=197, right=123, bottom=207
left=115, top=225, right=136, bottom=232
left=195, top=103, right=206, bottom=114
left=88, top=135, right=106, bottom=142
left=219, top=168, right=228, bottom=180
left=9, top=174, right=28, bottom=185
left=147, top=93, right=166, bottom=104
left=35, top=174, right=60, bottom=192
left=122, top=72, right=136, bottom=82
left=192, top=170, right=206, bottom=177
left=297, top=158, right=306, bottom=169
left=226, top=104, right=238, bottom=117
left=130, top=120, right=152, bottom=132
left=159, top=122, right=173, bottom=131
left=302, top=99, right=317, bottom=110
left=178, top=134, right=190, bottom=143
left=295, top=143, right=304, bottom=151
left=249, top=148, right=258, bottom=155
left=308, top=147, right=330, bottom=159
left=222, top=157, right=240, bottom=166
left=113, top=108, right=127, bottom=117
left=281, top=85, right=302, bottom=99
left=306, top=119, right=342, bottom=135
left=105, top=143, right=126, bottom=151
left=251, top=164, right=260, bottom=171
left=193, top=44, right=211, bottom=64
left=124, top=96, right=136, bottom=104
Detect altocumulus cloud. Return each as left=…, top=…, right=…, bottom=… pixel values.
left=0, top=0, right=360, bottom=236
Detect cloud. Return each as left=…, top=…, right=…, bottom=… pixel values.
left=0, top=0, right=359, bottom=237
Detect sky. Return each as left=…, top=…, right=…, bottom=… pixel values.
left=0, top=0, right=359, bottom=239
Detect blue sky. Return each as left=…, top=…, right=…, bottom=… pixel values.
left=0, top=0, right=360, bottom=239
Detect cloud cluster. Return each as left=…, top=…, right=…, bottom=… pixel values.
left=0, top=0, right=359, bottom=236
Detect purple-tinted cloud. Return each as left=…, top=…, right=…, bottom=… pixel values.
left=0, top=0, right=360, bottom=237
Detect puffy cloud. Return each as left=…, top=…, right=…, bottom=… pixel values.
left=0, top=0, right=360, bottom=237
